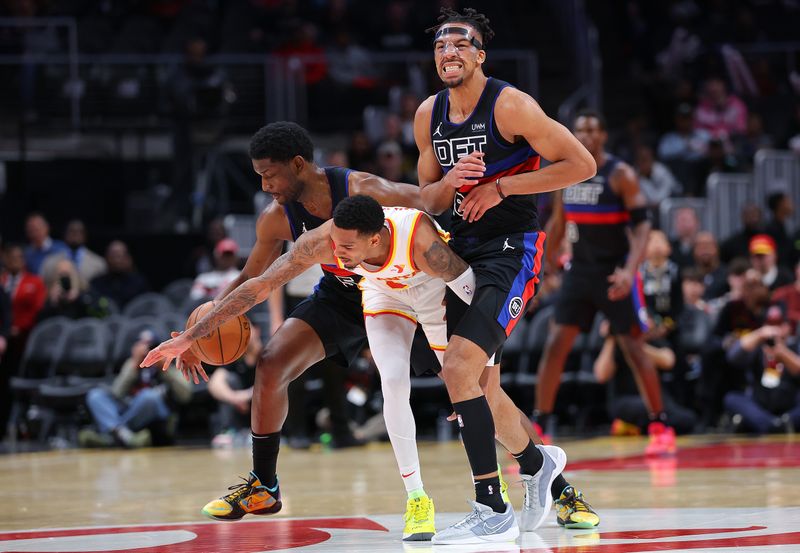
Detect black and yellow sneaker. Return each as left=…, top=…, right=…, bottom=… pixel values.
left=555, top=486, right=599, bottom=529
left=201, top=472, right=282, bottom=521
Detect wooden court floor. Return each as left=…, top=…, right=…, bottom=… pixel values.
left=2, top=434, right=799, bottom=552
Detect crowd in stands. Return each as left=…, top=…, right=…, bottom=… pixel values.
left=1, top=0, right=800, bottom=451
left=2, top=167, right=799, bottom=451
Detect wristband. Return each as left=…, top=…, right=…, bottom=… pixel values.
left=629, top=206, right=649, bottom=226
left=496, top=178, right=507, bottom=200
left=445, top=266, right=476, bottom=305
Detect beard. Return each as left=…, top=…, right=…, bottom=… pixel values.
left=277, top=180, right=303, bottom=205
left=444, top=76, right=464, bottom=88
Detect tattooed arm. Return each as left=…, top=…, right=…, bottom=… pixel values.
left=411, top=214, right=469, bottom=281
left=185, top=224, right=334, bottom=340
left=140, top=222, right=335, bottom=373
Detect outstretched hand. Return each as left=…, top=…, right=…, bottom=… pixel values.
left=140, top=331, right=208, bottom=384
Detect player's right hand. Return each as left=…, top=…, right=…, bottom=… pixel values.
left=442, top=151, right=485, bottom=188
left=140, top=332, right=208, bottom=384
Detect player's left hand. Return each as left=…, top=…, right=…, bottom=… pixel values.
left=607, top=267, right=634, bottom=301
left=459, top=182, right=503, bottom=223
left=173, top=332, right=209, bottom=384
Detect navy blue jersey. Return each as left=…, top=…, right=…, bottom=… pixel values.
left=283, top=166, right=361, bottom=295
left=562, top=154, right=629, bottom=270
left=430, top=77, right=541, bottom=256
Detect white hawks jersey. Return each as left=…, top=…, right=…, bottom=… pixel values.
left=334, top=207, right=448, bottom=292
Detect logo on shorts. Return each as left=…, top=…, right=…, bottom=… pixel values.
left=335, top=275, right=358, bottom=288
left=508, top=296, right=524, bottom=319
left=502, top=238, right=515, bottom=251
left=453, top=191, right=466, bottom=216
left=456, top=414, right=464, bottom=428
left=638, top=306, right=649, bottom=324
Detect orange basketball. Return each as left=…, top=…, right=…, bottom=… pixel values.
left=186, top=301, right=251, bottom=366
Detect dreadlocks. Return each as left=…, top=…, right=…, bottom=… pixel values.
left=426, top=7, right=495, bottom=47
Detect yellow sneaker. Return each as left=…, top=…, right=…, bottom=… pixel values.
left=498, top=464, right=511, bottom=504
left=201, top=472, right=282, bottom=521
left=555, top=486, right=599, bottom=529
left=402, top=495, right=435, bottom=541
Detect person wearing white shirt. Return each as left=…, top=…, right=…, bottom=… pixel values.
left=190, top=238, right=241, bottom=300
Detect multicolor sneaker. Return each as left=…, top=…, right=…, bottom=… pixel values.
left=645, top=422, right=677, bottom=456
left=519, top=444, right=567, bottom=532
left=610, top=418, right=641, bottom=437
left=432, top=501, right=519, bottom=545
left=555, top=486, right=600, bottom=529
left=201, top=472, right=282, bottom=520
left=402, top=495, right=435, bottom=541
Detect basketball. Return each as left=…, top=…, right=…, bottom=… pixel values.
left=186, top=301, right=251, bottom=366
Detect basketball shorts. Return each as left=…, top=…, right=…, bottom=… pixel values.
left=447, top=231, right=546, bottom=359
left=289, top=274, right=436, bottom=370
left=362, top=276, right=446, bottom=376
left=554, top=267, right=649, bottom=335
left=288, top=275, right=367, bottom=367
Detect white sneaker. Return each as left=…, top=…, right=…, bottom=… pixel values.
left=432, top=501, right=519, bottom=545
left=519, top=444, right=567, bottom=531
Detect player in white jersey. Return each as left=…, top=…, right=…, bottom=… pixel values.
left=331, top=203, right=478, bottom=541
left=336, top=206, right=453, bottom=358
left=144, top=195, right=479, bottom=541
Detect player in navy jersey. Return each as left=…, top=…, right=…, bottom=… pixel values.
left=414, top=7, right=598, bottom=544
left=535, top=110, right=675, bottom=457
left=152, top=121, right=433, bottom=527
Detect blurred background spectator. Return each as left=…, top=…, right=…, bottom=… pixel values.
left=635, top=145, right=682, bottom=211
left=594, top=319, right=696, bottom=435
left=692, top=232, right=727, bottom=300
left=79, top=328, right=192, bottom=448
left=772, top=260, right=800, bottom=334
left=720, top=204, right=763, bottom=264
left=723, top=303, right=800, bottom=434
left=764, top=191, right=795, bottom=269
left=23, top=214, right=68, bottom=276
left=670, top=207, right=701, bottom=270
left=38, top=258, right=91, bottom=321
left=190, top=238, right=240, bottom=300
left=748, top=234, right=793, bottom=291
left=0, top=286, right=11, bottom=438
left=90, top=241, right=149, bottom=309
left=207, top=325, right=262, bottom=448
left=1, top=243, right=46, bottom=349
left=658, top=103, right=710, bottom=163
left=41, top=220, right=107, bottom=289
left=693, top=77, right=748, bottom=142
